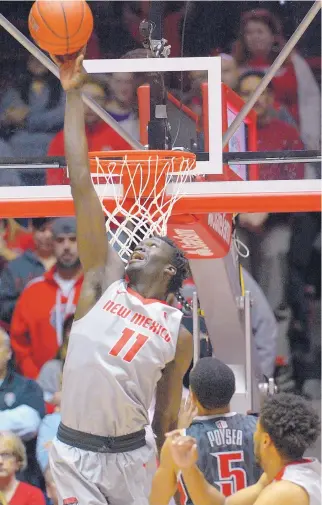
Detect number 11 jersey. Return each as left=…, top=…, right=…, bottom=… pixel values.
left=178, top=413, right=262, bottom=504
left=60, top=279, right=183, bottom=437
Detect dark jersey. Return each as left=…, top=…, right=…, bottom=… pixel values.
left=178, top=413, right=262, bottom=504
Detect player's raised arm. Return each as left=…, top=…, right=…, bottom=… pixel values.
left=152, top=325, right=193, bottom=453
left=53, top=52, right=124, bottom=286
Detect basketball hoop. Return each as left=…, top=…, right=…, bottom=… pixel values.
left=88, top=150, right=196, bottom=262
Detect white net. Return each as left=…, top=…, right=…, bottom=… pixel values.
left=91, top=151, right=196, bottom=262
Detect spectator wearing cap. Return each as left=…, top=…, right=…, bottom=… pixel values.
left=0, top=218, right=55, bottom=326
left=10, top=218, right=83, bottom=379
left=0, top=329, right=45, bottom=490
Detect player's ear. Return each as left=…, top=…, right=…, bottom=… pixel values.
left=164, top=265, right=177, bottom=277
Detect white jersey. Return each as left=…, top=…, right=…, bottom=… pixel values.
left=275, top=458, right=321, bottom=505
left=61, top=279, right=182, bottom=437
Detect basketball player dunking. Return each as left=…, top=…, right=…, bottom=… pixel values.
left=49, top=51, right=193, bottom=505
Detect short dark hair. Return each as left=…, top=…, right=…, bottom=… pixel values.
left=31, top=217, right=52, bottom=230
left=158, top=236, right=190, bottom=294
left=238, top=70, right=274, bottom=93
left=260, top=393, right=321, bottom=460
left=189, top=357, right=236, bottom=409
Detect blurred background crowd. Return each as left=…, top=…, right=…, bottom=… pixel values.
left=0, top=1, right=320, bottom=503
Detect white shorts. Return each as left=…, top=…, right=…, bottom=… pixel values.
left=50, top=427, right=157, bottom=505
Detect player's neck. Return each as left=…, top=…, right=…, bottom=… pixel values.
left=263, top=454, right=291, bottom=482
left=128, top=281, right=167, bottom=301
left=198, top=405, right=230, bottom=416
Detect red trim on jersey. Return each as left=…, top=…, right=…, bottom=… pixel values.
left=274, top=458, right=313, bottom=481
left=126, top=286, right=170, bottom=306
left=63, top=498, right=78, bottom=505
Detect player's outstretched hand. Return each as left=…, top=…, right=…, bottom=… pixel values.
left=51, top=47, right=87, bottom=92
left=166, top=431, right=198, bottom=469
left=177, top=395, right=198, bottom=429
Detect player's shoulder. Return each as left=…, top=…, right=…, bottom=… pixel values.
left=255, top=479, right=310, bottom=505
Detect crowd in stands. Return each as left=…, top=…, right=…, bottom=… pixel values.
left=0, top=2, right=320, bottom=503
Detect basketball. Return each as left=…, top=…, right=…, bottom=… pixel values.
left=28, top=0, right=94, bottom=56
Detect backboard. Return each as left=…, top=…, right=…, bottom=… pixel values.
left=83, top=56, right=223, bottom=175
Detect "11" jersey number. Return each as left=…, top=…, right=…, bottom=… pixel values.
left=109, top=328, right=149, bottom=362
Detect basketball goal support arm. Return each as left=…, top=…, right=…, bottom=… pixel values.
left=0, top=14, right=143, bottom=150
left=222, top=0, right=321, bottom=147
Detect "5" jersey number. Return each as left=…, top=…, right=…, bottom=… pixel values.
left=213, top=451, right=248, bottom=496
left=109, top=328, right=150, bottom=362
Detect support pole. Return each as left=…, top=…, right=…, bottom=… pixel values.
left=0, top=14, right=143, bottom=150
left=192, top=291, right=200, bottom=366
left=222, top=0, right=321, bottom=148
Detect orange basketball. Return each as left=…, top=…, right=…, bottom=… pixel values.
left=28, top=0, right=94, bottom=56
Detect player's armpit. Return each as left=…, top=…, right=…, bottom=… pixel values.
left=149, top=438, right=178, bottom=505
left=152, top=326, right=193, bottom=453
left=252, top=480, right=310, bottom=505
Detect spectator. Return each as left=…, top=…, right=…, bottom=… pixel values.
left=233, top=8, right=320, bottom=149
left=0, top=140, right=21, bottom=189
left=0, top=431, right=45, bottom=504
left=220, top=53, right=239, bottom=91
left=0, top=220, right=34, bottom=270
left=10, top=218, right=83, bottom=379
left=43, top=467, right=58, bottom=505
left=37, top=313, right=73, bottom=407
left=46, top=79, right=132, bottom=185
left=0, top=218, right=55, bottom=326
left=0, top=328, right=45, bottom=489
left=237, top=70, right=305, bottom=316
left=105, top=72, right=140, bottom=139
left=2, top=55, right=65, bottom=158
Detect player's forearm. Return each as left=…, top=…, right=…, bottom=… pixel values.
left=64, top=90, right=91, bottom=189
left=152, top=414, right=177, bottom=455
left=225, top=480, right=266, bottom=505
left=181, top=465, right=225, bottom=505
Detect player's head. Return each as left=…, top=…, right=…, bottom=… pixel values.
left=254, top=393, right=320, bottom=469
left=238, top=70, right=273, bottom=124
left=189, top=357, right=236, bottom=412
left=52, top=217, right=80, bottom=271
left=126, top=236, right=189, bottom=297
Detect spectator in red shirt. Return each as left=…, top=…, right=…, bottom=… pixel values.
left=0, top=431, right=45, bottom=504
left=46, top=79, right=132, bottom=185
left=10, top=218, right=83, bottom=379
left=237, top=70, right=304, bottom=318
left=233, top=9, right=320, bottom=150
left=238, top=70, right=304, bottom=180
